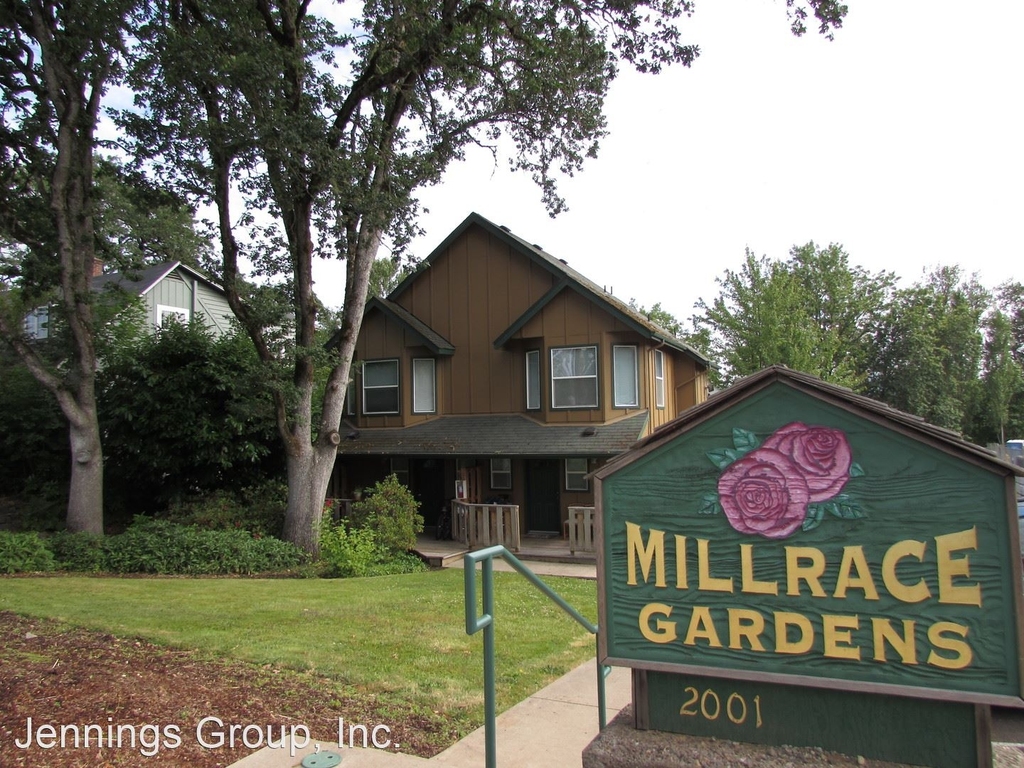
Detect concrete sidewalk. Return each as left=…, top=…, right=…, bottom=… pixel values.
left=228, top=660, right=630, bottom=768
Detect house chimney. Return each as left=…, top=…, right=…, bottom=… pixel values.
left=91, top=258, right=103, bottom=277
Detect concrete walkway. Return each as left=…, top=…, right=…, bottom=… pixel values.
left=228, top=660, right=630, bottom=768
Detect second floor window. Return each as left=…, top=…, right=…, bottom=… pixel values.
left=157, top=304, right=189, bottom=327
left=413, top=358, right=436, bottom=413
left=654, top=350, right=665, bottom=409
left=526, top=350, right=540, bottom=410
left=613, top=345, right=638, bottom=407
left=551, top=346, right=598, bottom=409
left=363, top=359, right=399, bottom=414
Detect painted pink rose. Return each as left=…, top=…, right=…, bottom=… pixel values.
left=762, top=422, right=853, bottom=502
left=717, top=448, right=809, bottom=539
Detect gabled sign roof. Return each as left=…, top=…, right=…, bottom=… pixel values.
left=594, top=364, right=1024, bottom=705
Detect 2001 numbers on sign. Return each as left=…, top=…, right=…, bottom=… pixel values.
left=679, top=686, right=762, bottom=728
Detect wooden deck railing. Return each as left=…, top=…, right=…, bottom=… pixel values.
left=452, top=500, right=521, bottom=552
left=568, top=506, right=596, bottom=554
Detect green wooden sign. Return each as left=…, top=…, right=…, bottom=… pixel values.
left=595, top=373, right=1024, bottom=705
left=640, top=670, right=980, bottom=768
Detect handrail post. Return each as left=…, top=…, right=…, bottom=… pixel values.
left=464, top=545, right=605, bottom=768
left=482, top=557, right=497, bottom=768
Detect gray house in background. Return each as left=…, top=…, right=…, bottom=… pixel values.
left=26, top=261, right=233, bottom=339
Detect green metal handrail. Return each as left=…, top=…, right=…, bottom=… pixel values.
left=464, top=545, right=611, bottom=768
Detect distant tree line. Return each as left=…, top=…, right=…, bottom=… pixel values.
left=637, top=243, right=1024, bottom=446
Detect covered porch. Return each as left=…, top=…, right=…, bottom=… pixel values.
left=413, top=521, right=597, bottom=568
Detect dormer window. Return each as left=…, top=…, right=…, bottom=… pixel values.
left=412, top=358, right=436, bottom=413
left=654, top=349, right=666, bottom=409
left=363, top=359, right=399, bottom=414
left=551, top=346, right=598, bottom=409
left=613, top=345, right=638, bottom=407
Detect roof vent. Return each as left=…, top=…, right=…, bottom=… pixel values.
left=533, top=243, right=543, bottom=250
left=582, top=426, right=597, bottom=437
left=500, top=225, right=511, bottom=232
left=560, top=259, right=568, bottom=265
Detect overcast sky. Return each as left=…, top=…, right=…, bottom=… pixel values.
left=312, top=0, right=1023, bottom=323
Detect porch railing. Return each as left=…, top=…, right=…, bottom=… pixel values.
left=568, top=505, right=596, bottom=554
left=452, top=500, right=521, bottom=552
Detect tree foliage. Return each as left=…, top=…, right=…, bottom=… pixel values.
left=99, top=321, right=283, bottom=514
left=694, top=243, right=893, bottom=388
left=864, top=266, right=988, bottom=435
left=118, top=0, right=847, bottom=553
left=0, top=0, right=141, bottom=533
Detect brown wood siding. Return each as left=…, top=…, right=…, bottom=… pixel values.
left=397, top=226, right=558, bottom=416
left=353, top=221, right=709, bottom=430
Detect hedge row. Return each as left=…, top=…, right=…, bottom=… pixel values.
left=0, top=518, right=306, bottom=575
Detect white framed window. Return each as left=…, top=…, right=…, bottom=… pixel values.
left=490, top=458, right=512, bottom=490
left=565, top=458, right=589, bottom=491
left=654, top=349, right=665, bottom=409
left=24, top=307, right=49, bottom=339
left=613, top=345, right=638, bottom=407
left=156, top=304, right=190, bottom=326
left=362, top=359, right=400, bottom=414
left=525, top=350, right=540, bottom=410
left=413, top=358, right=436, bottom=413
left=344, top=380, right=356, bottom=416
left=551, top=346, right=598, bottom=409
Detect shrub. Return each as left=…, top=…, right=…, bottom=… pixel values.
left=101, top=517, right=305, bottom=575
left=348, top=474, right=424, bottom=555
left=164, top=481, right=286, bottom=539
left=0, top=531, right=56, bottom=573
left=318, top=514, right=426, bottom=578
left=48, top=531, right=106, bottom=572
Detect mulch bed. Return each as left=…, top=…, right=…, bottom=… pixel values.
left=0, top=611, right=459, bottom=767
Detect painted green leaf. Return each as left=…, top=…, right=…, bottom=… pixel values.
left=732, top=428, right=761, bottom=454
left=802, top=504, right=824, bottom=532
left=850, top=463, right=866, bottom=477
left=706, top=450, right=734, bottom=470
left=699, top=493, right=721, bottom=515
left=825, top=494, right=866, bottom=520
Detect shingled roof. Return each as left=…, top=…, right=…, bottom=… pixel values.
left=336, top=412, right=650, bottom=457
left=91, top=261, right=220, bottom=297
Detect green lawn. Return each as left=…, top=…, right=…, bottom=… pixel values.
left=0, top=569, right=598, bottom=732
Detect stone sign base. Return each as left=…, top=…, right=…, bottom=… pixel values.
left=583, top=706, right=996, bottom=768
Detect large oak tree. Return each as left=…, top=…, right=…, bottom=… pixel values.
left=123, top=0, right=848, bottom=553
left=0, top=0, right=139, bottom=533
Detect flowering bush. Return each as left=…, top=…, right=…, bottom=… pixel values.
left=704, top=423, right=864, bottom=539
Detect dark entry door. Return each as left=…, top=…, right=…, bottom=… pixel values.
left=411, top=459, right=447, bottom=528
left=525, top=459, right=561, bottom=534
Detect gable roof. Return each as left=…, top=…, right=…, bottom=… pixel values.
left=596, top=365, right=1022, bottom=480
left=391, top=212, right=710, bottom=366
left=369, top=297, right=455, bottom=355
left=91, top=261, right=222, bottom=297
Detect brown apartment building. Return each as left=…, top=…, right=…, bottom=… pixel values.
left=328, top=212, right=711, bottom=541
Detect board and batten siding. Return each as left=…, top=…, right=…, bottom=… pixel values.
left=398, top=226, right=560, bottom=417
left=146, top=270, right=232, bottom=337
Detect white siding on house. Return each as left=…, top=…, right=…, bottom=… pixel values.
left=195, top=281, right=233, bottom=335
left=144, top=269, right=232, bottom=337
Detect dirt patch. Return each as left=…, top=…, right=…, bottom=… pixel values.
left=0, top=611, right=460, bottom=767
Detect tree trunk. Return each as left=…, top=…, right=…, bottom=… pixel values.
left=282, top=443, right=338, bottom=556
left=66, top=407, right=104, bottom=534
